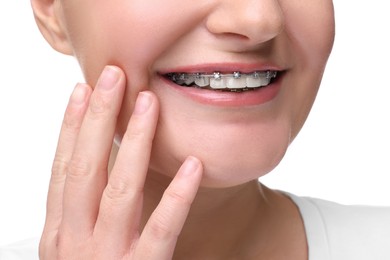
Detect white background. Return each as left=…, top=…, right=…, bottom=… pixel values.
left=1, top=1, right=389, bottom=246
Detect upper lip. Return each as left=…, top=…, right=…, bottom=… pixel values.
left=157, top=62, right=284, bottom=75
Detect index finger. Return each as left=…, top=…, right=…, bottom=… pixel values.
left=43, top=83, right=91, bottom=234
left=134, top=156, right=203, bottom=260
left=93, top=91, right=159, bottom=246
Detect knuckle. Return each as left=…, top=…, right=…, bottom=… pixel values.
left=39, top=231, right=66, bottom=260
left=51, top=156, right=68, bottom=183
left=123, top=124, right=149, bottom=143
left=104, top=176, right=143, bottom=204
left=145, top=189, right=192, bottom=240
left=88, top=93, right=112, bottom=120
left=165, top=188, right=192, bottom=208
left=55, top=230, right=74, bottom=258
left=54, top=232, right=65, bottom=254
left=63, top=106, right=83, bottom=131
left=149, top=215, right=176, bottom=240
left=55, top=228, right=95, bottom=259
left=67, top=155, right=91, bottom=179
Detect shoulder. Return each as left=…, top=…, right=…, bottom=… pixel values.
left=290, top=194, right=390, bottom=260
left=304, top=196, right=390, bottom=223
left=306, top=196, right=390, bottom=243
left=0, top=238, right=39, bottom=260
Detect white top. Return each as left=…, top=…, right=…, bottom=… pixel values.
left=0, top=238, right=40, bottom=260
left=289, top=194, right=390, bottom=260
left=1, top=195, right=389, bottom=259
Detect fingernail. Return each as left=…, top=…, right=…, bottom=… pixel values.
left=98, top=66, right=121, bottom=90
left=70, top=83, right=89, bottom=105
left=133, top=92, right=152, bottom=115
left=179, top=156, right=202, bottom=177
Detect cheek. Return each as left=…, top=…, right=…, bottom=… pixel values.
left=61, top=0, right=213, bottom=135
left=281, top=0, right=335, bottom=138
left=282, top=0, right=335, bottom=67
left=61, top=0, right=210, bottom=85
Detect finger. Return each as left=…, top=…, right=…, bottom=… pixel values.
left=134, top=157, right=203, bottom=260
left=61, top=66, right=126, bottom=236
left=43, top=83, right=91, bottom=234
left=94, top=91, right=159, bottom=252
left=39, top=83, right=91, bottom=259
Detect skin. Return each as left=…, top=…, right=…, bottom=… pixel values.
left=31, top=0, right=335, bottom=259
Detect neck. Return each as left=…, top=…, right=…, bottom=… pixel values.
left=142, top=170, right=299, bottom=259
left=109, top=146, right=307, bottom=259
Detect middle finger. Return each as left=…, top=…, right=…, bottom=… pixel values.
left=61, top=66, right=126, bottom=236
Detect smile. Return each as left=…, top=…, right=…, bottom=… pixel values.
left=164, top=71, right=278, bottom=92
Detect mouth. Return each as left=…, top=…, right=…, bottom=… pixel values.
left=163, top=70, right=279, bottom=93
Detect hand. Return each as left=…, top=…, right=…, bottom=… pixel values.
left=39, top=66, right=203, bottom=259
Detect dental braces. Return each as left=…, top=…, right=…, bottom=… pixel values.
left=167, top=70, right=277, bottom=84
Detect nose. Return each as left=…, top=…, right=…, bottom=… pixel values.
left=206, top=0, right=284, bottom=46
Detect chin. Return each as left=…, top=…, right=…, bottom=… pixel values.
left=202, top=140, right=289, bottom=188
left=150, top=147, right=287, bottom=188
left=149, top=122, right=291, bottom=188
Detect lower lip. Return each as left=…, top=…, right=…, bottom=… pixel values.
left=159, top=75, right=282, bottom=107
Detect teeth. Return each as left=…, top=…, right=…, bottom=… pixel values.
left=179, top=74, right=194, bottom=85
left=213, top=72, right=222, bottom=80
left=210, top=77, right=227, bottom=89
left=227, top=76, right=246, bottom=89
left=167, top=71, right=277, bottom=90
left=246, top=76, right=261, bottom=88
left=194, top=74, right=209, bottom=87
left=260, top=77, right=271, bottom=86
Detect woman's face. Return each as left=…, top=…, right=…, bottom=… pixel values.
left=55, top=0, right=335, bottom=187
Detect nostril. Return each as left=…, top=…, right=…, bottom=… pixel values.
left=214, top=32, right=250, bottom=41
